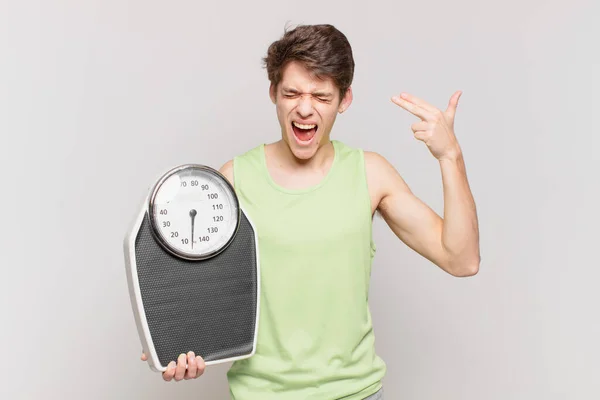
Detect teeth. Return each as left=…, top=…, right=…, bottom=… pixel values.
left=293, top=121, right=316, bottom=130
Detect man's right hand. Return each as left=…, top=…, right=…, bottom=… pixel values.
left=141, top=351, right=206, bottom=382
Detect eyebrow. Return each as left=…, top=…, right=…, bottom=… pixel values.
left=282, top=87, right=333, bottom=98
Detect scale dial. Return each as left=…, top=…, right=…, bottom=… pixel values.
left=148, top=164, right=239, bottom=260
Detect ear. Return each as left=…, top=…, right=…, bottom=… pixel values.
left=338, top=86, right=353, bottom=114
left=269, top=83, right=277, bottom=104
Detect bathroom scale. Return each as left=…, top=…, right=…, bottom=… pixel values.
left=123, top=164, right=260, bottom=372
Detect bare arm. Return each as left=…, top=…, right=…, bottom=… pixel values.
left=366, top=150, right=479, bottom=277
left=373, top=90, right=481, bottom=277
left=438, top=152, right=480, bottom=275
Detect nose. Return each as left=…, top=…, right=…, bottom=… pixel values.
left=296, top=95, right=314, bottom=117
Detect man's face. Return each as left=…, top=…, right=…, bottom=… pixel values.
left=269, top=61, right=352, bottom=160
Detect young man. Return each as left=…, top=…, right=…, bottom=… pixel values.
left=142, top=24, right=480, bottom=399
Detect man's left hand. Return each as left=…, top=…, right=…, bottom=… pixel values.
left=391, top=91, right=463, bottom=161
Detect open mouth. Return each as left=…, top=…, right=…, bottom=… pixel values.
left=291, top=121, right=318, bottom=143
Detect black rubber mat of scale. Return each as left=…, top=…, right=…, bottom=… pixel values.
left=134, top=212, right=258, bottom=366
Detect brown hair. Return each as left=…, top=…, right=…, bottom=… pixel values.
left=263, top=24, right=355, bottom=102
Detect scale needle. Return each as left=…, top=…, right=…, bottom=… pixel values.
left=189, top=209, right=197, bottom=249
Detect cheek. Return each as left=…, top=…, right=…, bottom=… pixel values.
left=277, top=103, right=293, bottom=117
left=276, top=106, right=287, bottom=123
left=319, top=110, right=338, bottom=127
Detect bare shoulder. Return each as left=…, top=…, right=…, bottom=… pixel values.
left=218, top=159, right=234, bottom=187
left=363, top=150, right=392, bottom=173
left=363, top=151, right=411, bottom=197
left=362, top=151, right=410, bottom=214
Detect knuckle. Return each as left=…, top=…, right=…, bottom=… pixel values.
left=430, top=110, right=442, bottom=120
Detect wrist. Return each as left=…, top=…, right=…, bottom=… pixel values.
left=438, top=147, right=463, bottom=163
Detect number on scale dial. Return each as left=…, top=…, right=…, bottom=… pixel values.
left=148, top=165, right=240, bottom=260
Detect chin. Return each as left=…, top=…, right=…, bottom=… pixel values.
left=290, top=146, right=318, bottom=160
left=286, top=132, right=322, bottom=160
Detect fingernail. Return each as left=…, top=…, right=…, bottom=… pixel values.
left=168, top=361, right=176, bottom=369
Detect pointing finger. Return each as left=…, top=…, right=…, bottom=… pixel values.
left=397, top=92, right=437, bottom=112
left=391, top=96, right=433, bottom=121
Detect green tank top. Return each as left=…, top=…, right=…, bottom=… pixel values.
left=227, top=140, right=386, bottom=400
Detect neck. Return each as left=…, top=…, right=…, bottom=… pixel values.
left=272, top=138, right=335, bottom=171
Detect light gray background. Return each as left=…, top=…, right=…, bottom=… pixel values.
left=1, top=0, right=598, bottom=399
